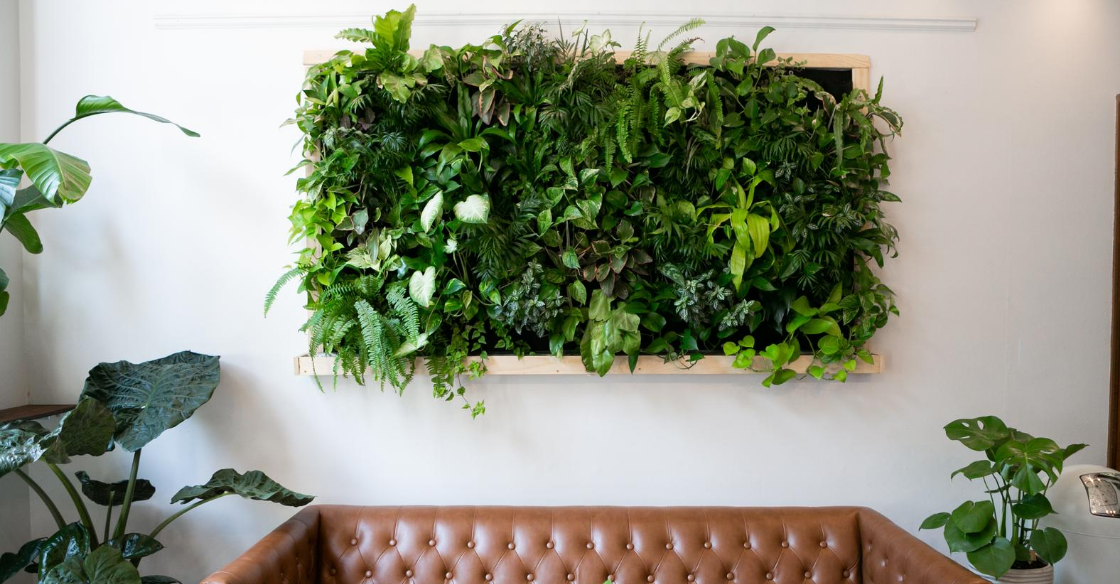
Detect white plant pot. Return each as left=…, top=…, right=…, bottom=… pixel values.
left=980, top=564, right=1054, bottom=584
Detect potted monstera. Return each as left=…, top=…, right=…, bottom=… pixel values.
left=0, top=351, right=313, bottom=584
left=921, top=416, right=1086, bottom=583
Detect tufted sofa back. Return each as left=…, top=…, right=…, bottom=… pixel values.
left=202, top=506, right=985, bottom=584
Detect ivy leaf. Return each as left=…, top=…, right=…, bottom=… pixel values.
left=409, top=267, right=436, bottom=307
left=171, top=469, right=314, bottom=507
left=420, top=191, right=442, bottom=232
left=453, top=194, right=490, bottom=224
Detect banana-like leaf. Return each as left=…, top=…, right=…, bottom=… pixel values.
left=80, top=351, right=220, bottom=451
left=0, top=169, right=19, bottom=213
left=38, top=399, right=116, bottom=464
left=106, top=534, right=163, bottom=561
left=38, top=523, right=91, bottom=580
left=0, top=421, right=48, bottom=478
left=0, top=267, right=7, bottom=316
left=0, top=538, right=45, bottom=584
left=40, top=545, right=140, bottom=584
left=0, top=143, right=91, bottom=204
left=171, top=469, right=314, bottom=507
left=6, top=185, right=61, bottom=218
left=3, top=213, right=43, bottom=253
left=75, top=471, right=155, bottom=506
left=68, top=96, right=198, bottom=138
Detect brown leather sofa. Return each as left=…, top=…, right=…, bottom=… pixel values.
left=201, top=506, right=984, bottom=584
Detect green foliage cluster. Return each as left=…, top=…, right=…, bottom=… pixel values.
left=921, top=416, right=1087, bottom=579
left=270, top=6, right=903, bottom=415
left=0, top=96, right=197, bottom=316
left=0, top=352, right=314, bottom=584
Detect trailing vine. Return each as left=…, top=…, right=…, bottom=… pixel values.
left=269, top=6, right=903, bottom=415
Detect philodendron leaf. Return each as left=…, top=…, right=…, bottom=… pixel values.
left=71, top=96, right=199, bottom=138
left=944, top=416, right=1009, bottom=451
left=41, top=545, right=140, bottom=584
left=38, top=523, right=91, bottom=580
left=966, top=537, right=1015, bottom=580
left=75, top=471, right=155, bottom=507
left=171, top=469, right=314, bottom=507
left=453, top=194, right=490, bottom=223
left=420, top=191, right=443, bottom=232
left=79, top=351, right=221, bottom=451
left=409, top=266, right=436, bottom=307
left=106, top=534, right=163, bottom=561
left=1030, top=527, right=1068, bottom=565
left=0, top=421, right=47, bottom=478
left=39, top=399, right=116, bottom=464
left=0, top=143, right=91, bottom=204
left=0, top=538, right=45, bottom=584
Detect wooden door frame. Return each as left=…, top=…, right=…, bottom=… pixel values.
left=1110, top=94, right=1120, bottom=469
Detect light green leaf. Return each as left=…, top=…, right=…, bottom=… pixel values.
left=588, top=290, right=610, bottom=321
left=0, top=143, right=91, bottom=204
left=746, top=213, right=770, bottom=258
left=920, top=512, right=950, bottom=530
left=394, top=166, right=413, bottom=186
left=568, top=280, right=587, bottom=305
left=752, top=26, right=775, bottom=51
left=420, top=191, right=442, bottom=232
left=458, top=137, right=488, bottom=152
left=453, top=194, right=490, bottom=224
left=409, top=266, right=436, bottom=307
left=172, top=469, right=314, bottom=507
left=537, top=208, right=552, bottom=233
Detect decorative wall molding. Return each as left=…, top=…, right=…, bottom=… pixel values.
left=154, top=12, right=977, bottom=34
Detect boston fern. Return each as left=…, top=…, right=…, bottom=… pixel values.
left=268, top=6, right=903, bottom=415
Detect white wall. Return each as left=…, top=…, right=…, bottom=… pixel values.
left=7, top=1, right=1120, bottom=583
left=0, top=0, right=32, bottom=579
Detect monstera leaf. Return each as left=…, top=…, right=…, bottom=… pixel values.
left=0, top=538, right=45, bottom=584
left=944, top=416, right=1010, bottom=451
left=67, top=96, right=198, bottom=138
left=172, top=469, right=314, bottom=507
left=0, top=421, right=47, bottom=478
left=38, top=399, right=116, bottom=464
left=80, top=351, right=220, bottom=451
left=37, top=523, right=91, bottom=580
left=40, top=545, right=140, bottom=584
left=75, top=471, right=155, bottom=506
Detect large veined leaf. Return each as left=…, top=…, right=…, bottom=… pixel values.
left=75, top=471, right=155, bottom=506
left=420, top=191, right=442, bottom=232
left=171, top=469, right=314, bottom=507
left=38, top=523, right=91, bottom=580
left=0, top=143, right=91, bottom=204
left=79, top=351, right=221, bottom=451
left=409, top=266, right=436, bottom=307
left=40, top=545, right=140, bottom=584
left=944, top=416, right=1009, bottom=451
left=0, top=538, right=45, bottom=584
left=0, top=169, right=19, bottom=213
left=106, top=534, right=163, bottom=561
left=68, top=96, right=198, bottom=138
left=0, top=421, right=47, bottom=478
left=39, top=399, right=116, bottom=464
left=453, top=194, right=490, bottom=224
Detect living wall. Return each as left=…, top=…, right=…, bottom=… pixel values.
left=270, top=6, right=902, bottom=416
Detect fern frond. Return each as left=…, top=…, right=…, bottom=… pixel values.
left=264, top=267, right=304, bottom=316
left=656, top=18, right=705, bottom=52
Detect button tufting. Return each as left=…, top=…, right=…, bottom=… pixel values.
left=527, top=575, right=534, bottom=581
left=429, top=540, right=436, bottom=546
left=567, top=575, right=574, bottom=582
left=820, top=542, right=827, bottom=548
left=626, top=543, right=634, bottom=550
left=389, top=539, right=396, bottom=546
left=704, top=542, right=711, bottom=549
left=330, top=569, right=337, bottom=576
left=509, top=543, right=516, bottom=550
left=687, top=576, right=695, bottom=582
left=365, top=571, right=372, bottom=578
left=406, top=570, right=414, bottom=578
left=546, top=541, right=554, bottom=549
left=446, top=573, right=453, bottom=580
left=805, top=572, right=812, bottom=579
left=666, top=543, right=673, bottom=550
left=743, top=542, right=751, bottom=549
left=351, top=538, right=358, bottom=546
left=587, top=542, right=594, bottom=550
left=765, top=574, right=772, bottom=581
left=485, top=575, right=493, bottom=582
left=842, top=571, right=849, bottom=578
left=647, top=576, right=655, bottom=583
left=726, top=573, right=733, bottom=581
left=467, top=542, right=475, bottom=549
left=781, top=541, right=788, bottom=548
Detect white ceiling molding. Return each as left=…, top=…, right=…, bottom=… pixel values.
left=153, top=12, right=977, bottom=34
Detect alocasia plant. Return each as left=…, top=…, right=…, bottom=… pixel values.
left=0, top=351, right=313, bottom=584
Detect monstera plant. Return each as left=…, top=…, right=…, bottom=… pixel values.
left=0, top=351, right=313, bottom=584
left=921, top=416, right=1086, bottom=580
left=0, top=96, right=197, bottom=316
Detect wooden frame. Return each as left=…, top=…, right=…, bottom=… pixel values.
left=295, top=49, right=880, bottom=377
left=1110, top=95, right=1120, bottom=469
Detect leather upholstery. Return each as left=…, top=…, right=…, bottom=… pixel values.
left=201, top=506, right=983, bottom=584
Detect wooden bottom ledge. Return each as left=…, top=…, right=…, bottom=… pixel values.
left=294, top=354, right=881, bottom=376
left=0, top=404, right=76, bottom=424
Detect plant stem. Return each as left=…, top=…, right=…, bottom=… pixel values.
left=103, top=505, right=114, bottom=544
left=14, top=467, right=67, bottom=530
left=149, top=493, right=232, bottom=539
left=112, top=449, right=142, bottom=541
left=46, top=462, right=99, bottom=547
left=42, top=114, right=102, bottom=145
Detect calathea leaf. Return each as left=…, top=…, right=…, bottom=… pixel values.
left=420, top=191, right=443, bottom=232
left=171, top=469, right=314, bottom=507
left=40, top=545, right=140, bottom=584
left=0, top=143, right=91, bottom=204
left=0, top=421, right=47, bottom=477
left=38, top=523, right=91, bottom=580
left=106, top=534, right=163, bottom=560
left=39, top=399, right=116, bottom=464
left=453, top=194, right=490, bottom=223
left=75, top=471, right=155, bottom=506
left=0, top=538, right=46, bottom=584
left=79, top=351, right=221, bottom=451
left=70, top=96, right=198, bottom=137
left=408, top=267, right=436, bottom=307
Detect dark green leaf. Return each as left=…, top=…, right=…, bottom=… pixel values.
left=0, top=538, right=45, bottom=584
left=0, top=421, right=47, bottom=477
left=944, top=516, right=997, bottom=553
left=80, top=351, right=221, bottom=451
left=966, top=538, right=1015, bottom=579
left=39, top=399, right=116, bottom=464
left=951, top=460, right=996, bottom=480
left=75, top=471, right=155, bottom=507
left=0, top=143, right=91, bottom=204
left=141, top=577, right=181, bottom=584
left=70, top=96, right=198, bottom=137
left=950, top=500, right=995, bottom=534
left=1012, top=493, right=1055, bottom=520
left=171, top=469, right=314, bottom=507
left=41, top=545, right=140, bottom=584
left=106, top=534, right=163, bottom=561
left=3, top=212, right=43, bottom=253
left=944, top=416, right=1009, bottom=451
left=1030, top=527, right=1067, bottom=565
left=38, top=523, right=91, bottom=580
left=919, top=513, right=949, bottom=530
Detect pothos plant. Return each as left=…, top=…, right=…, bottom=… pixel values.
left=268, top=6, right=902, bottom=415
left=0, top=96, right=197, bottom=316
left=920, top=416, right=1086, bottom=579
left=0, top=351, right=314, bottom=584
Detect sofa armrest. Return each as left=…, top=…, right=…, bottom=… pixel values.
left=857, top=508, right=986, bottom=584
left=201, top=506, right=321, bottom=584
